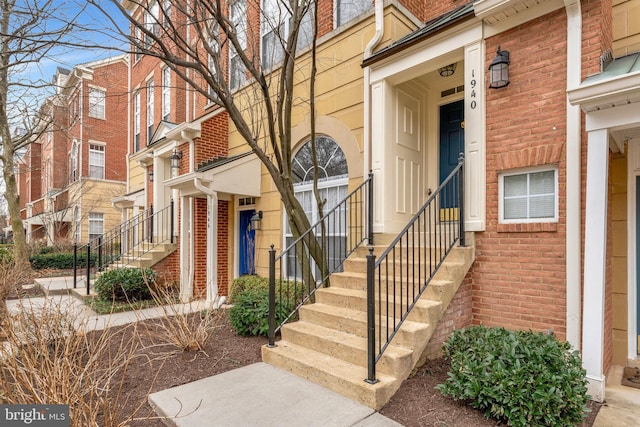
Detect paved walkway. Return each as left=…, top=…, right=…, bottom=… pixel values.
left=8, top=276, right=639, bottom=426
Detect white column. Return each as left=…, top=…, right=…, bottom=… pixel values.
left=582, top=128, right=609, bottom=402
left=180, top=196, right=192, bottom=302
left=206, top=192, right=219, bottom=306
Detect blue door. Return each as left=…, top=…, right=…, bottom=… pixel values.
left=239, top=210, right=255, bottom=276
left=439, top=100, right=464, bottom=209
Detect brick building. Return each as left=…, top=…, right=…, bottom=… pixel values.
left=18, top=55, right=129, bottom=245
left=106, top=0, right=639, bottom=407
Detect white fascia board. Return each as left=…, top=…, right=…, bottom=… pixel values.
left=568, top=72, right=640, bottom=111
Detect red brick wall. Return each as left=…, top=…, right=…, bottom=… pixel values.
left=152, top=249, right=181, bottom=286
left=218, top=200, right=229, bottom=296
left=193, top=197, right=208, bottom=298
left=471, top=9, right=569, bottom=340
left=424, top=275, right=473, bottom=359
left=194, top=113, right=229, bottom=165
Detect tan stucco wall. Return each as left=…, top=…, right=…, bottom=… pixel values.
left=613, top=0, right=640, bottom=57
left=223, top=7, right=419, bottom=276
left=72, top=179, right=126, bottom=243
left=610, top=152, right=628, bottom=365
left=128, top=158, right=146, bottom=196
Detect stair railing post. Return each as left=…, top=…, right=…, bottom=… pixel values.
left=73, top=243, right=77, bottom=288
left=149, top=204, right=154, bottom=244
left=86, top=241, right=91, bottom=296
left=365, top=246, right=379, bottom=384
left=368, top=171, right=374, bottom=246
left=458, top=153, right=465, bottom=247
left=267, top=244, right=276, bottom=348
left=97, top=236, right=103, bottom=272
left=170, top=199, right=175, bottom=244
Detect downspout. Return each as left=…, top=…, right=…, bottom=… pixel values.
left=193, top=177, right=226, bottom=308
left=363, top=0, right=384, bottom=176
left=564, top=0, right=582, bottom=350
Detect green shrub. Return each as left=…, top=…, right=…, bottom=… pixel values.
left=436, top=326, right=589, bottom=427
left=0, top=247, right=13, bottom=263
left=29, top=252, right=97, bottom=270
left=94, top=267, right=156, bottom=302
left=229, top=287, right=292, bottom=336
left=229, top=275, right=270, bottom=303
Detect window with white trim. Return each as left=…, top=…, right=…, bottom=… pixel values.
left=89, top=144, right=105, bottom=179
left=88, top=88, right=106, bottom=119
left=88, top=212, right=104, bottom=242
left=229, top=0, right=247, bottom=90
left=147, top=80, right=154, bottom=143
left=285, top=136, right=349, bottom=278
left=499, top=166, right=558, bottom=223
left=74, top=207, right=80, bottom=242
left=162, top=67, right=170, bottom=121
left=144, top=1, right=160, bottom=47
left=261, top=0, right=289, bottom=69
left=336, top=0, right=371, bottom=27
left=134, top=91, right=141, bottom=151
left=162, top=0, right=171, bottom=26
left=70, top=140, right=78, bottom=182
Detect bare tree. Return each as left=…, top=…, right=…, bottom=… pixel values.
left=0, top=0, right=87, bottom=267
left=92, top=0, right=330, bottom=282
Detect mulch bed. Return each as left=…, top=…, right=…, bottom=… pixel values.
left=94, top=311, right=600, bottom=426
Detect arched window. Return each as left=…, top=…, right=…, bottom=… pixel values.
left=285, top=137, right=348, bottom=276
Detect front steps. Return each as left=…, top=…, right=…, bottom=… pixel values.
left=107, top=242, right=177, bottom=269
left=262, top=232, right=475, bottom=409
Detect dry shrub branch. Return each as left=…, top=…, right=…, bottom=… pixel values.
left=0, top=298, right=149, bottom=426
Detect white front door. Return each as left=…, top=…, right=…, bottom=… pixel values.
left=389, top=87, right=424, bottom=232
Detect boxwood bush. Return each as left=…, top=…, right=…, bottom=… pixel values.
left=229, top=287, right=293, bottom=337
left=229, top=275, right=270, bottom=303
left=436, top=326, right=589, bottom=427
left=29, top=252, right=97, bottom=270
left=94, top=267, right=156, bottom=302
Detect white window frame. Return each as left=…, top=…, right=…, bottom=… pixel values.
left=499, top=165, right=558, bottom=224
left=229, top=0, right=247, bottom=90
left=88, top=87, right=106, bottom=119
left=147, top=80, right=154, bottom=143
left=261, top=0, right=289, bottom=69
left=335, top=0, right=371, bottom=27
left=74, top=207, right=80, bottom=243
left=144, top=1, right=160, bottom=47
left=162, top=67, right=170, bottom=121
left=134, top=91, right=141, bottom=151
left=88, top=143, right=105, bottom=179
left=88, top=212, right=104, bottom=242
left=70, top=140, right=78, bottom=182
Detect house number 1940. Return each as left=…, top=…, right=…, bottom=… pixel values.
left=469, top=69, right=477, bottom=109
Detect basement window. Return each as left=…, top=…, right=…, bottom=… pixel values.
left=499, top=166, right=558, bottom=223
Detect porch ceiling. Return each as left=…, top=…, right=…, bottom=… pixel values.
left=166, top=152, right=261, bottom=198
left=474, top=0, right=556, bottom=24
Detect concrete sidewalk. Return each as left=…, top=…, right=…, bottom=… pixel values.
left=15, top=277, right=639, bottom=426
left=148, top=362, right=401, bottom=427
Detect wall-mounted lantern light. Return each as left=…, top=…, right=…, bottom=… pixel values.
left=489, top=46, right=510, bottom=89
left=438, top=63, right=457, bottom=77
left=250, top=210, right=263, bottom=231
left=170, top=149, right=182, bottom=174
left=148, top=168, right=154, bottom=182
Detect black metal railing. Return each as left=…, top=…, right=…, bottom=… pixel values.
left=365, top=154, right=464, bottom=383
left=267, top=173, right=374, bottom=346
left=72, top=201, right=175, bottom=295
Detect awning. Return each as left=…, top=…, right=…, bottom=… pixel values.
left=166, top=152, right=261, bottom=197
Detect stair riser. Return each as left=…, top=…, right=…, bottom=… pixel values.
left=354, top=245, right=468, bottom=263
left=315, top=288, right=442, bottom=324
left=280, top=326, right=413, bottom=377
left=299, top=305, right=431, bottom=350
left=262, top=344, right=399, bottom=410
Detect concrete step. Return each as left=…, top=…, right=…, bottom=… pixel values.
left=262, top=340, right=401, bottom=410
left=315, top=286, right=443, bottom=325
left=299, top=303, right=432, bottom=351
left=281, top=321, right=414, bottom=377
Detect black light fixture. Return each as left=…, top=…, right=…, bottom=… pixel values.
left=438, top=63, right=457, bottom=77
left=489, top=46, right=510, bottom=89
left=250, top=210, right=263, bottom=231
left=170, top=149, right=182, bottom=173
left=148, top=168, right=154, bottom=182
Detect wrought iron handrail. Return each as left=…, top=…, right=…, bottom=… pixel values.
left=72, top=201, right=175, bottom=295
left=267, top=173, right=374, bottom=346
left=365, top=154, right=465, bottom=383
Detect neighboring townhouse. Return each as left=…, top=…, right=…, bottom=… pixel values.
left=19, top=56, right=129, bottom=245
left=112, top=0, right=640, bottom=408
